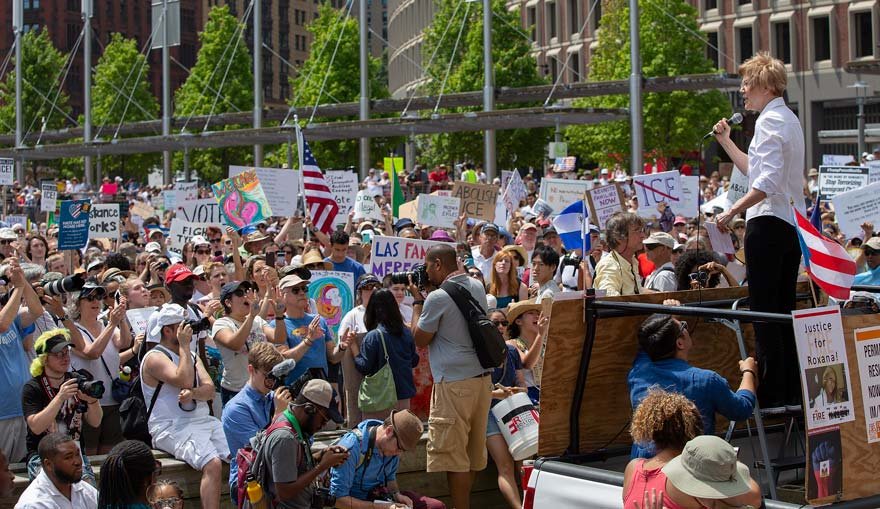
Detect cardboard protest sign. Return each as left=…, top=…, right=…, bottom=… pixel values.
left=633, top=170, right=683, bottom=218
left=586, top=184, right=624, bottom=229
left=40, top=182, right=57, bottom=213
left=88, top=204, right=121, bottom=239
left=792, top=306, right=856, bottom=430
left=326, top=170, right=359, bottom=227
left=168, top=219, right=208, bottom=253
left=150, top=194, right=163, bottom=211
left=177, top=198, right=223, bottom=226
left=354, top=190, right=384, bottom=221
left=126, top=307, right=157, bottom=337
left=130, top=201, right=156, bottom=219
left=678, top=175, right=700, bottom=219
left=418, top=194, right=460, bottom=229
left=538, top=178, right=593, bottom=212
left=853, top=326, right=880, bottom=444
left=727, top=168, right=750, bottom=203
left=397, top=199, right=418, bottom=221
left=229, top=166, right=301, bottom=217
left=700, top=191, right=730, bottom=214
left=452, top=182, right=497, bottom=222
left=175, top=181, right=198, bottom=201
left=307, top=270, right=355, bottom=338
left=369, top=236, right=453, bottom=278
left=211, top=169, right=273, bottom=230
left=819, top=166, right=869, bottom=201
left=0, top=159, right=13, bottom=186
left=830, top=183, right=880, bottom=238
left=58, top=200, right=92, bottom=250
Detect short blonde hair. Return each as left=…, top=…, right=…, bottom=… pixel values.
left=248, top=342, right=283, bottom=373
left=739, top=51, right=786, bottom=97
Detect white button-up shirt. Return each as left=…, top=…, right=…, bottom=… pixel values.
left=14, top=470, right=98, bottom=509
left=745, top=96, right=806, bottom=226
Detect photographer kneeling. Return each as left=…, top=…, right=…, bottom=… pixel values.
left=22, top=330, right=102, bottom=483
left=329, top=410, right=444, bottom=509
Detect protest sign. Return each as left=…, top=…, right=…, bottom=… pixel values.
left=384, top=157, right=405, bottom=176
left=705, top=221, right=735, bottom=254
left=212, top=169, right=273, bottom=230
left=0, top=158, right=13, bottom=186
left=229, top=165, right=301, bottom=217
left=500, top=170, right=513, bottom=190
left=823, top=154, right=856, bottom=166
left=532, top=198, right=554, bottom=218
left=126, top=307, right=157, bottom=337
left=5, top=215, right=27, bottom=230
left=369, top=237, right=453, bottom=278
left=177, top=198, right=223, bottom=226
left=354, top=190, right=384, bottom=221
left=853, top=326, right=880, bottom=444
left=819, top=166, right=869, bottom=201
left=727, top=168, right=750, bottom=203
left=398, top=199, right=418, bottom=221
left=495, top=197, right=509, bottom=228
left=700, top=191, right=730, bottom=214
left=586, top=184, right=624, bottom=229
left=452, top=182, right=497, bottom=222
left=88, top=204, right=121, bottom=239
left=168, top=219, right=208, bottom=253
left=150, top=195, right=163, bottom=211
left=633, top=170, right=683, bottom=218
left=163, top=190, right=177, bottom=211
left=58, top=200, right=92, bottom=250
left=175, top=181, right=198, bottom=201
left=418, top=194, right=460, bottom=229
left=868, top=160, right=880, bottom=185
left=40, top=182, right=57, bottom=213
left=792, top=306, right=856, bottom=430
left=147, top=170, right=163, bottom=189
left=552, top=157, right=576, bottom=173
left=130, top=201, right=155, bottom=219
left=830, top=183, right=880, bottom=238
left=538, top=178, right=593, bottom=212
left=501, top=171, right=528, bottom=214
left=307, top=270, right=355, bottom=338
left=678, top=175, right=700, bottom=219
left=326, top=170, right=359, bottom=227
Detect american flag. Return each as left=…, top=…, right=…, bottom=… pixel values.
left=301, top=139, right=339, bottom=234
left=793, top=205, right=856, bottom=300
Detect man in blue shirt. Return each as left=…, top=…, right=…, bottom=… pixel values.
left=221, top=342, right=293, bottom=497
left=628, top=312, right=757, bottom=458
left=329, top=410, right=444, bottom=509
left=325, top=231, right=366, bottom=283
left=278, top=274, right=347, bottom=386
left=854, top=237, right=880, bottom=286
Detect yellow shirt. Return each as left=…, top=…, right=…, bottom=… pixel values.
left=593, top=251, right=642, bottom=297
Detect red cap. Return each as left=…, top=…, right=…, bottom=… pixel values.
left=673, top=216, right=687, bottom=225
left=165, top=263, right=197, bottom=284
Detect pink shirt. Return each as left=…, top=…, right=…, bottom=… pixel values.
left=623, top=460, right=689, bottom=509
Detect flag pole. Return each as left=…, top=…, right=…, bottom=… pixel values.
left=294, top=116, right=311, bottom=242
left=582, top=191, right=590, bottom=291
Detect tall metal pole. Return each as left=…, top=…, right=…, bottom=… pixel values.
left=253, top=0, right=263, bottom=166
left=851, top=82, right=868, bottom=159
left=13, top=0, right=24, bottom=184
left=358, top=0, right=370, bottom=180
left=482, top=0, right=496, bottom=180
left=162, top=0, right=172, bottom=184
left=82, top=0, right=93, bottom=186
left=629, top=0, right=643, bottom=175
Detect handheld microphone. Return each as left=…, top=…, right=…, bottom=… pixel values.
left=703, top=113, right=743, bottom=139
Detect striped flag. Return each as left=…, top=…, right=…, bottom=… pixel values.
left=792, top=205, right=856, bottom=299
left=552, top=199, right=591, bottom=253
left=299, top=138, right=339, bottom=234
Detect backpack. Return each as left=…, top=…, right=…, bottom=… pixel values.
left=441, top=280, right=507, bottom=369
left=118, top=346, right=180, bottom=445
left=235, top=418, right=297, bottom=509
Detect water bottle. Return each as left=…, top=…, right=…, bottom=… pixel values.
left=118, top=366, right=132, bottom=382
left=246, top=474, right=267, bottom=509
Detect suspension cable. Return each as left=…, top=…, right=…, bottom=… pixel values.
left=307, top=0, right=355, bottom=124
left=433, top=1, right=470, bottom=114
left=28, top=27, right=85, bottom=143
left=201, top=0, right=255, bottom=132
left=543, top=0, right=600, bottom=106
left=170, top=55, right=242, bottom=112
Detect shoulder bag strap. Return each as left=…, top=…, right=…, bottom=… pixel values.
left=377, top=329, right=389, bottom=362
left=78, top=324, right=116, bottom=380
left=440, top=281, right=475, bottom=318
left=144, top=346, right=175, bottom=418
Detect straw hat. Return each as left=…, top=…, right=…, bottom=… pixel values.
left=506, top=299, right=542, bottom=323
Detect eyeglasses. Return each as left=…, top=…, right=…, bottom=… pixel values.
left=467, top=271, right=482, bottom=279
left=678, top=320, right=688, bottom=337
left=492, top=320, right=509, bottom=327
left=195, top=249, right=211, bottom=255
left=48, top=348, right=71, bottom=358
left=209, top=237, right=222, bottom=244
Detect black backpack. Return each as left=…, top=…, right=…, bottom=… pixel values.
left=441, top=281, right=507, bottom=369
left=119, top=347, right=174, bottom=445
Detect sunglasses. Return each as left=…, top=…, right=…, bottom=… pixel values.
left=360, top=284, right=380, bottom=292
left=678, top=320, right=688, bottom=336
left=232, top=287, right=254, bottom=298
left=468, top=271, right=482, bottom=278
left=492, top=320, right=509, bottom=327
left=865, top=249, right=880, bottom=256
left=81, top=294, right=103, bottom=302
left=209, top=237, right=222, bottom=243
left=289, top=286, right=309, bottom=295
left=195, top=249, right=211, bottom=255
left=48, top=348, right=71, bottom=358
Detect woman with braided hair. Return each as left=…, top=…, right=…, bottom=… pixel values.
left=98, top=440, right=160, bottom=509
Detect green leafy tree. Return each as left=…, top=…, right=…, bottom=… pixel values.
left=174, top=5, right=254, bottom=182
left=0, top=29, right=72, bottom=136
left=90, top=33, right=160, bottom=180
left=284, top=3, right=395, bottom=169
left=419, top=0, right=548, bottom=170
left=565, top=0, right=730, bottom=169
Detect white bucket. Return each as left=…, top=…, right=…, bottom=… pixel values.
left=491, top=392, right=539, bottom=461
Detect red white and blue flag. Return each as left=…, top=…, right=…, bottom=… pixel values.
left=792, top=206, right=856, bottom=299
left=297, top=133, right=339, bottom=234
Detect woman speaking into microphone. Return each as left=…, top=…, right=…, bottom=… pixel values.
left=712, top=52, right=805, bottom=409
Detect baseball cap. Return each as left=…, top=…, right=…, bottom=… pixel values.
left=78, top=279, right=107, bottom=300
left=673, top=216, right=687, bottom=226
left=34, top=331, right=73, bottom=355
left=87, top=258, right=106, bottom=272
left=390, top=409, right=424, bottom=451
left=220, top=280, right=255, bottom=303
left=147, top=303, right=188, bottom=342
left=394, top=218, right=415, bottom=233
left=144, top=242, right=162, bottom=254
left=192, top=235, right=210, bottom=248
left=662, top=435, right=752, bottom=499
left=279, top=274, right=309, bottom=290
left=165, top=263, right=198, bottom=284
left=643, top=232, right=675, bottom=249
left=520, top=222, right=539, bottom=232
left=300, top=379, right=344, bottom=423
left=147, top=228, right=165, bottom=239
left=482, top=223, right=499, bottom=234
left=543, top=226, right=558, bottom=236
left=356, top=274, right=381, bottom=291
left=864, top=237, right=880, bottom=251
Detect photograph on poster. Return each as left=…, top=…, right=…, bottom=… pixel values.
left=806, top=364, right=851, bottom=418
left=808, top=427, right=843, bottom=500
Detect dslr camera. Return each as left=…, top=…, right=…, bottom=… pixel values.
left=390, top=263, right=428, bottom=288
left=185, top=317, right=212, bottom=334
left=311, top=487, right=336, bottom=509
left=42, top=273, right=86, bottom=296
left=69, top=369, right=106, bottom=404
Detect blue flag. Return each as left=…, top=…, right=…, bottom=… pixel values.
left=552, top=199, right=591, bottom=252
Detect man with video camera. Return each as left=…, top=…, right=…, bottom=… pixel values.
left=22, top=329, right=102, bottom=482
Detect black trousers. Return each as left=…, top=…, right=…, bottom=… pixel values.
left=744, top=215, right=802, bottom=407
